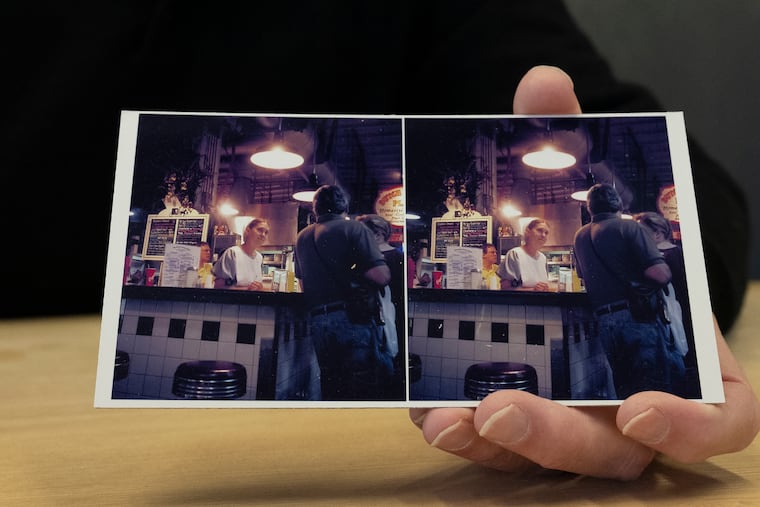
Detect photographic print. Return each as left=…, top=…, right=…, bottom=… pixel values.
left=404, top=113, right=722, bottom=406
left=94, top=112, right=723, bottom=408
left=95, top=113, right=407, bottom=407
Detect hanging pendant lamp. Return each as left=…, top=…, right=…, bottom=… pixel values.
left=522, top=119, right=576, bottom=170
left=292, top=173, right=320, bottom=202
left=250, top=119, right=305, bottom=170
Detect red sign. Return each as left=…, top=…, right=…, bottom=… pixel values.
left=657, top=184, right=679, bottom=222
left=657, top=184, right=681, bottom=241
left=375, top=186, right=405, bottom=226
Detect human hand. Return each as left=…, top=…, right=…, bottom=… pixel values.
left=533, top=281, right=549, bottom=292
left=408, top=65, right=760, bottom=480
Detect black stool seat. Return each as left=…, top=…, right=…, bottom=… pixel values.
left=464, top=361, right=538, bottom=400
left=114, top=350, right=130, bottom=381
left=172, top=360, right=247, bottom=399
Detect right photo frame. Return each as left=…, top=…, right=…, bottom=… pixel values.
left=403, top=113, right=722, bottom=406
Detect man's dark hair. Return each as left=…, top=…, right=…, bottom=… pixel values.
left=313, top=184, right=349, bottom=216
left=586, top=183, right=622, bottom=215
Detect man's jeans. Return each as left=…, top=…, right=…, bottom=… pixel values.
left=597, top=308, right=685, bottom=399
left=310, top=309, right=396, bottom=401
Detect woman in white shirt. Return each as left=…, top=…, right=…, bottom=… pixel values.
left=212, top=218, right=270, bottom=290
left=497, top=218, right=550, bottom=291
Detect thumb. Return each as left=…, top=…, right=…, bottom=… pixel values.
left=513, top=65, right=582, bottom=115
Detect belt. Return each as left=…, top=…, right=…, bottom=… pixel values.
left=309, top=301, right=346, bottom=317
left=594, top=300, right=629, bottom=317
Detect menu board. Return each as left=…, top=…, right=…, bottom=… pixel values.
left=430, top=216, right=492, bottom=262
left=142, top=214, right=210, bottom=260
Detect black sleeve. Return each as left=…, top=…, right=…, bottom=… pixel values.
left=6, top=1, right=748, bottom=329
left=407, top=0, right=749, bottom=332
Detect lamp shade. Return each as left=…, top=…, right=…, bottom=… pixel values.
left=522, top=146, right=576, bottom=170
left=571, top=172, right=596, bottom=201
left=292, top=173, right=319, bottom=202
left=251, top=127, right=305, bottom=170
left=292, top=189, right=317, bottom=202
left=251, top=147, right=304, bottom=170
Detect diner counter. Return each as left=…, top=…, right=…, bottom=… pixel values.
left=2, top=282, right=760, bottom=505
left=409, top=287, right=589, bottom=306
left=121, top=284, right=304, bottom=306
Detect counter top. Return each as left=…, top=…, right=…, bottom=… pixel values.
left=2, top=282, right=760, bottom=505
left=121, top=284, right=303, bottom=306
left=409, top=287, right=589, bottom=306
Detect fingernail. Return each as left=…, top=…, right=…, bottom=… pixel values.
left=411, top=412, right=427, bottom=427
left=621, top=407, right=670, bottom=445
left=430, top=419, right=476, bottom=452
left=553, top=66, right=575, bottom=87
left=478, top=404, right=530, bottom=445
left=536, top=64, right=574, bottom=86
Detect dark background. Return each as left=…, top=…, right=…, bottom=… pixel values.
left=3, top=1, right=754, bottom=325
left=565, top=0, right=760, bottom=279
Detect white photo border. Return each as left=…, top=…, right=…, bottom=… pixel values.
left=94, top=111, right=723, bottom=408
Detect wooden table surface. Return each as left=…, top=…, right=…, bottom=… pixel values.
left=2, top=283, right=760, bottom=506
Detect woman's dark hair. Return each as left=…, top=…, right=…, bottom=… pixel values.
left=586, top=183, right=622, bottom=214
left=313, top=185, right=348, bottom=215
left=634, top=211, right=672, bottom=240
left=357, top=213, right=391, bottom=241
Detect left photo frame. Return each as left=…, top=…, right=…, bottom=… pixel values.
left=95, top=112, right=408, bottom=407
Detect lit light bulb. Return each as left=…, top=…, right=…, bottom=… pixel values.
left=522, top=146, right=576, bottom=170
left=250, top=146, right=304, bottom=170
left=500, top=203, right=522, bottom=219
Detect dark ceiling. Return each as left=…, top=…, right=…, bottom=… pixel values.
left=216, top=116, right=403, bottom=213
left=403, top=115, right=676, bottom=219
left=131, top=114, right=679, bottom=220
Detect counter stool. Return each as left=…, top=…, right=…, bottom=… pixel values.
left=172, top=360, right=247, bottom=399
left=409, top=353, right=422, bottom=383
left=114, top=350, right=130, bottom=381
left=464, top=361, right=538, bottom=400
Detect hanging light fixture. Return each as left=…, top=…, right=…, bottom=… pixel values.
left=523, top=146, right=576, bottom=169
left=571, top=172, right=596, bottom=202
left=500, top=202, right=522, bottom=219
left=522, top=119, right=576, bottom=170
left=250, top=118, right=305, bottom=170
left=292, top=173, right=320, bottom=202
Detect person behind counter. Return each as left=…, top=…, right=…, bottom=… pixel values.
left=497, top=218, right=550, bottom=291
left=212, top=218, right=270, bottom=291
left=196, top=241, right=214, bottom=288
left=481, top=242, right=501, bottom=290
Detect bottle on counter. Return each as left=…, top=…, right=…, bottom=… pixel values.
left=569, top=247, right=583, bottom=292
